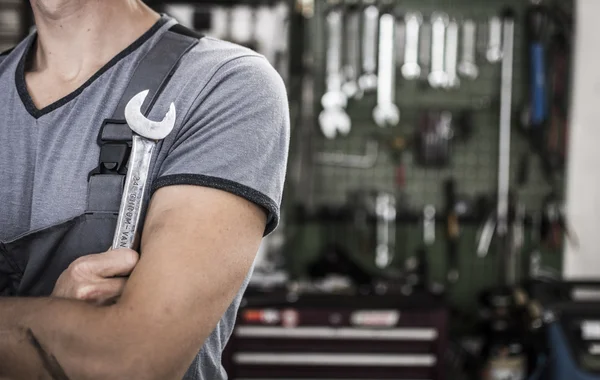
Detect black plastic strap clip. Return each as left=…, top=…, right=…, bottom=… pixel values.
left=88, top=119, right=132, bottom=178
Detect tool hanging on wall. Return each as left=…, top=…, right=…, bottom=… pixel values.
left=476, top=11, right=516, bottom=272
left=342, top=2, right=363, bottom=99
left=486, top=15, right=503, bottom=63
left=428, top=12, right=449, bottom=89
left=359, top=4, right=379, bottom=93
left=401, top=11, right=422, bottom=81
left=373, top=9, right=400, bottom=127
left=419, top=19, right=432, bottom=81
left=445, top=179, right=461, bottom=285
left=444, top=19, right=460, bottom=89
left=415, top=110, right=454, bottom=167
left=319, top=7, right=351, bottom=139
left=458, top=19, right=479, bottom=80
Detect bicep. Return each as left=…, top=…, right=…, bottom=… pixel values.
left=115, top=185, right=265, bottom=377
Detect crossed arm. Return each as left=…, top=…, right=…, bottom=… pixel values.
left=0, top=185, right=266, bottom=380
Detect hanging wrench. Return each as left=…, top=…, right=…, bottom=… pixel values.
left=444, top=19, right=460, bottom=89
left=342, top=6, right=363, bottom=99
left=401, top=11, right=422, bottom=80
left=359, top=5, right=379, bottom=93
left=419, top=22, right=432, bottom=78
left=486, top=15, right=503, bottom=63
left=373, top=12, right=400, bottom=127
left=428, top=13, right=449, bottom=89
left=113, top=90, right=176, bottom=249
left=319, top=9, right=351, bottom=139
left=458, top=19, right=479, bottom=79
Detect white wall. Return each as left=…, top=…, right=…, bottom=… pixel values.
left=564, top=0, right=600, bottom=277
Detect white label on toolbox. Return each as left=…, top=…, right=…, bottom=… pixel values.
left=350, top=310, right=400, bottom=327
left=281, top=309, right=299, bottom=328
left=582, top=321, right=600, bottom=340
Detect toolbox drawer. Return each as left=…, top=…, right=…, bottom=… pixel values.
left=224, top=293, right=448, bottom=380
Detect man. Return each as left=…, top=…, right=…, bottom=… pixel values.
left=0, top=0, right=289, bottom=379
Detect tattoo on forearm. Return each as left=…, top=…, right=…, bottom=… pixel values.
left=25, top=328, right=70, bottom=380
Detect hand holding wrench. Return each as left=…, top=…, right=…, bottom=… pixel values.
left=112, top=90, right=176, bottom=249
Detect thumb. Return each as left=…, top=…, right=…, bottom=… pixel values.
left=85, top=249, right=140, bottom=278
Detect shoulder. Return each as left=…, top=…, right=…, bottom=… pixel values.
left=174, top=36, right=287, bottom=104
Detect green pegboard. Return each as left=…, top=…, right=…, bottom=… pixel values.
left=285, top=0, right=569, bottom=313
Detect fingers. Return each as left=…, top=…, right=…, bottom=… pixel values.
left=77, top=278, right=128, bottom=305
left=76, top=249, right=140, bottom=278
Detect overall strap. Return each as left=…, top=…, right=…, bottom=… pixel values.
left=87, top=24, right=201, bottom=214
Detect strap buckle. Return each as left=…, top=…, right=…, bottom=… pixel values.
left=88, top=119, right=132, bottom=178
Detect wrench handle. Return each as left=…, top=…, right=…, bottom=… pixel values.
left=112, top=135, right=156, bottom=250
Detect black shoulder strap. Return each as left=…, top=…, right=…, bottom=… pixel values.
left=87, top=25, right=201, bottom=214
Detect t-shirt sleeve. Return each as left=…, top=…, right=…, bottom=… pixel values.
left=151, top=55, right=290, bottom=235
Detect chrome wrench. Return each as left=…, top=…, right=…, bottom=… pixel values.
left=319, top=9, right=351, bottom=139
left=444, top=19, right=460, bottom=89
left=401, top=11, right=422, bottom=80
left=113, top=90, right=176, bottom=249
left=342, top=6, right=363, bottom=99
left=359, top=5, right=379, bottom=92
left=486, top=16, right=503, bottom=63
left=373, top=12, right=400, bottom=127
left=458, top=19, right=479, bottom=79
left=428, top=13, right=449, bottom=89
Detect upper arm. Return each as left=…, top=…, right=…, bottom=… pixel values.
left=110, top=55, right=289, bottom=378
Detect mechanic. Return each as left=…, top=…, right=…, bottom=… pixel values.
left=0, top=0, right=289, bottom=379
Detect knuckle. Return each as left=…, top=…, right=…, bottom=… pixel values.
left=74, top=285, right=94, bottom=300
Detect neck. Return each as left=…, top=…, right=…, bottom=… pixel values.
left=29, top=0, right=160, bottom=80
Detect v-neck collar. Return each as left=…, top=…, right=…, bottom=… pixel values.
left=15, top=16, right=169, bottom=119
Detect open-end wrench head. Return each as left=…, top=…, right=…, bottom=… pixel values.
left=125, top=90, right=176, bottom=141
left=373, top=103, right=400, bottom=128
left=319, top=108, right=351, bottom=139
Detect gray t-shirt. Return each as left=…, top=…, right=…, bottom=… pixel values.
left=0, top=16, right=289, bottom=379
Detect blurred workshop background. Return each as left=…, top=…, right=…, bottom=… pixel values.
left=4, top=0, right=600, bottom=379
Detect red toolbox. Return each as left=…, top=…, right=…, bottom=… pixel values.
left=224, top=291, right=448, bottom=379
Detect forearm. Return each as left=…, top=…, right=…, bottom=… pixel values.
left=0, top=297, right=121, bottom=380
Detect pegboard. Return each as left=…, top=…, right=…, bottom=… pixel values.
left=309, top=0, right=556, bottom=210
left=285, top=0, right=571, bottom=314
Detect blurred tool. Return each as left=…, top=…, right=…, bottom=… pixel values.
left=444, top=19, right=460, bottom=89
left=230, top=5, right=255, bottom=47
left=373, top=12, right=400, bottom=127
left=527, top=4, right=549, bottom=128
left=541, top=192, right=578, bottom=250
left=375, top=192, right=397, bottom=269
left=419, top=20, right=432, bottom=79
left=477, top=12, right=515, bottom=265
left=406, top=205, right=435, bottom=292
left=428, top=12, right=449, bottom=89
left=315, top=139, right=379, bottom=168
left=486, top=15, right=503, bottom=63
left=445, top=179, right=461, bottom=285
left=319, top=8, right=351, bottom=139
left=458, top=19, right=479, bottom=79
left=342, top=3, right=362, bottom=99
left=415, top=110, right=454, bottom=167
left=359, top=5, right=379, bottom=92
left=401, top=11, right=422, bottom=80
